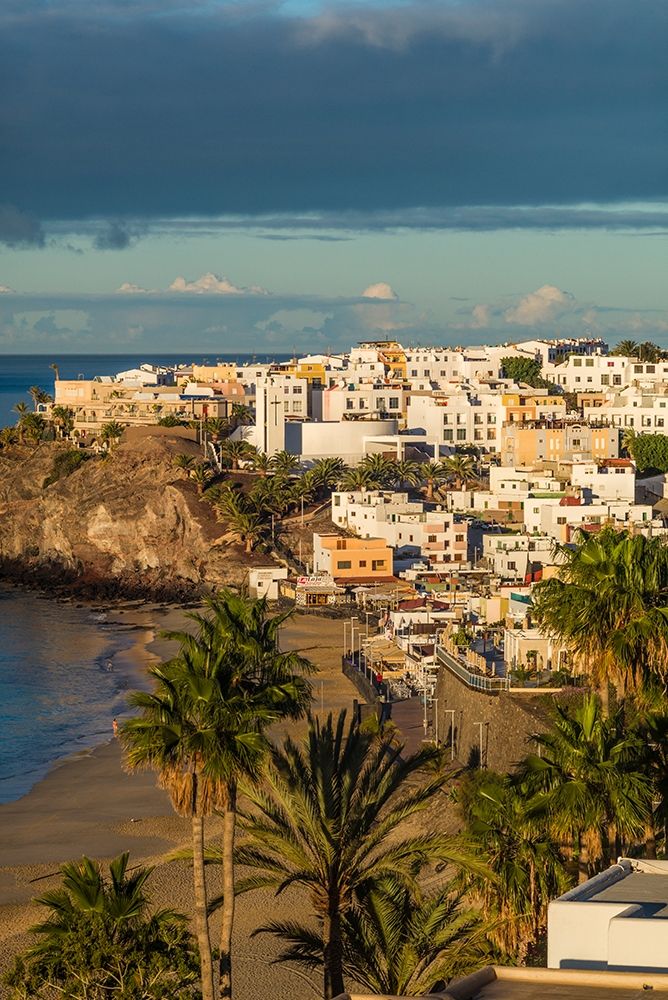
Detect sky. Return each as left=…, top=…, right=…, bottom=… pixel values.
left=0, top=0, right=666, bottom=354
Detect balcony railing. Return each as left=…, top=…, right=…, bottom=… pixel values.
left=435, top=644, right=510, bottom=691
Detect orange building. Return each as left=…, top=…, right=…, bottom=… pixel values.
left=312, top=534, right=394, bottom=583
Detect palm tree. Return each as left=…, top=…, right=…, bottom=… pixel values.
left=442, top=453, right=476, bottom=490
left=309, top=457, right=346, bottom=495
left=264, top=878, right=493, bottom=997
left=621, top=427, right=637, bottom=458
left=122, top=652, right=220, bottom=1000
left=173, top=453, right=196, bottom=471
left=612, top=340, right=639, bottom=358
left=13, top=400, right=29, bottom=437
left=190, top=461, right=213, bottom=494
left=180, top=592, right=313, bottom=999
left=532, top=528, right=668, bottom=697
left=392, top=459, right=423, bottom=489
left=6, top=852, right=199, bottom=998
left=230, top=402, right=253, bottom=428
left=28, top=385, right=53, bottom=408
left=638, top=341, right=664, bottom=363
left=236, top=710, right=485, bottom=999
left=226, top=509, right=267, bottom=553
left=421, top=460, right=448, bottom=500
left=461, top=772, right=569, bottom=957
left=518, top=695, right=652, bottom=881
left=270, top=449, right=301, bottom=476
left=49, top=404, right=74, bottom=439
left=0, top=426, right=18, bottom=450
left=49, top=361, right=60, bottom=382
left=21, top=413, right=46, bottom=444
left=205, top=417, right=230, bottom=443
left=339, top=465, right=378, bottom=493
left=250, top=451, right=273, bottom=477
left=100, top=420, right=124, bottom=449
left=360, top=453, right=397, bottom=487
left=220, top=439, right=254, bottom=471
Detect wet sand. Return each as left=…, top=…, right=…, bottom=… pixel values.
left=0, top=607, right=357, bottom=998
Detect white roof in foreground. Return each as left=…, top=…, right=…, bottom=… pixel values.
left=548, top=859, right=668, bottom=973
left=334, top=965, right=668, bottom=999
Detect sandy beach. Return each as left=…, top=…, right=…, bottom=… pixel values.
left=0, top=605, right=359, bottom=998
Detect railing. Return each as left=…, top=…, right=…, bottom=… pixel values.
left=436, top=644, right=510, bottom=691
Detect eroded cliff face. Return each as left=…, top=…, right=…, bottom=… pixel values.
left=0, top=435, right=258, bottom=598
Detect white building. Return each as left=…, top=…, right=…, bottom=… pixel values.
left=569, top=459, right=636, bottom=502
left=523, top=496, right=657, bottom=541
left=482, top=533, right=558, bottom=581
left=407, top=382, right=506, bottom=453
left=331, top=490, right=469, bottom=569
left=548, top=859, right=668, bottom=973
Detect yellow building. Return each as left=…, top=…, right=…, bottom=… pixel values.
left=191, top=363, right=237, bottom=383
left=501, top=391, right=566, bottom=423
left=279, top=361, right=327, bottom=385
left=501, top=423, right=619, bottom=466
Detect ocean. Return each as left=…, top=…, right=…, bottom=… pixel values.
left=0, top=353, right=291, bottom=428
left=0, top=589, right=150, bottom=804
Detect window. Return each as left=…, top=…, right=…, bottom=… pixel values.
left=411, top=369, right=418, bottom=377
left=359, top=560, right=367, bottom=567
left=487, top=414, right=496, bottom=423
left=601, top=374, right=609, bottom=385
left=333, top=495, right=341, bottom=506
left=456, top=429, right=466, bottom=441
left=389, top=397, right=399, bottom=408
left=586, top=358, right=594, bottom=367
left=508, top=561, right=516, bottom=570
left=346, top=399, right=354, bottom=410
left=556, top=517, right=567, bottom=525
left=443, top=414, right=450, bottom=424
left=613, top=375, right=622, bottom=385
left=372, top=559, right=386, bottom=570
left=293, top=401, right=302, bottom=413
left=634, top=365, right=643, bottom=373
left=428, top=534, right=437, bottom=543
left=573, top=358, right=582, bottom=366
left=647, top=365, right=656, bottom=373
left=455, top=534, right=464, bottom=542
left=444, top=429, right=454, bottom=441
left=337, top=560, right=352, bottom=569
left=293, top=385, right=303, bottom=394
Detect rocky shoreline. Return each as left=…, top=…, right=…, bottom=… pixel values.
left=0, top=435, right=268, bottom=600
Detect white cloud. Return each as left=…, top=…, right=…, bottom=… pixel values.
left=168, top=272, right=267, bottom=296
left=471, top=303, right=491, bottom=328
left=0, top=284, right=15, bottom=293
left=361, top=281, right=398, bottom=301
left=503, top=284, right=573, bottom=325
left=116, top=281, right=150, bottom=294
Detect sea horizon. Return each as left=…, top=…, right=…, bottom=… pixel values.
left=0, top=352, right=293, bottom=427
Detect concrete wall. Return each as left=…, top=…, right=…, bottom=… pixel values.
left=285, top=419, right=398, bottom=462
left=434, top=663, right=550, bottom=772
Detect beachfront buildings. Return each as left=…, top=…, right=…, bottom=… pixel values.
left=312, top=534, right=394, bottom=584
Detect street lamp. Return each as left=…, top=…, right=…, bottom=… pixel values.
left=433, top=697, right=439, bottom=745
left=444, top=709, right=455, bottom=761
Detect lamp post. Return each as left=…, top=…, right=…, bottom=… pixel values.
left=444, top=709, right=455, bottom=761
left=343, top=621, right=349, bottom=662
left=433, top=697, right=439, bottom=745
left=350, top=616, right=360, bottom=669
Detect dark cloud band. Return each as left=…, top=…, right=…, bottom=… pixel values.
left=0, top=0, right=665, bottom=226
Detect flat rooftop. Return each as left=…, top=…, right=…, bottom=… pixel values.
left=339, top=966, right=668, bottom=999
left=587, top=871, right=668, bottom=917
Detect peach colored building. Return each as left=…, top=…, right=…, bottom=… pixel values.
left=312, top=534, right=393, bottom=583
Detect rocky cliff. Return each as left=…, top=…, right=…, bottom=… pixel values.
left=0, top=435, right=264, bottom=599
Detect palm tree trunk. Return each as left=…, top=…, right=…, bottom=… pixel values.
left=323, top=895, right=345, bottom=1000
left=218, top=789, right=237, bottom=1000
left=645, top=819, right=657, bottom=860
left=192, top=813, right=216, bottom=1000
left=578, top=834, right=589, bottom=884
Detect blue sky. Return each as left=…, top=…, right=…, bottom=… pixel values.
left=0, top=0, right=666, bottom=352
